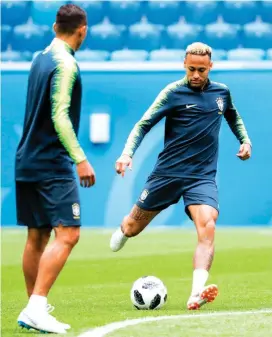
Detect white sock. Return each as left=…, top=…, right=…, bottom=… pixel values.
left=191, top=269, right=209, bottom=296
left=26, top=294, right=47, bottom=312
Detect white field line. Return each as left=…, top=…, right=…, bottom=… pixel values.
left=77, top=309, right=272, bottom=337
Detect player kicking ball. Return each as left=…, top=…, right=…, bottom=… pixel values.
left=110, top=42, right=252, bottom=310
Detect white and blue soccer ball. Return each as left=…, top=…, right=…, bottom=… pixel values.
left=130, top=276, right=167, bottom=310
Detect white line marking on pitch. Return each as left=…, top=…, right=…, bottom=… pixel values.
left=77, top=309, right=272, bottom=337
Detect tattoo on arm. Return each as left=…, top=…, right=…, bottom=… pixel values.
left=129, top=205, right=159, bottom=222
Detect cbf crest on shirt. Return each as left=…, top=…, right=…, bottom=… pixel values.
left=216, top=97, right=224, bottom=114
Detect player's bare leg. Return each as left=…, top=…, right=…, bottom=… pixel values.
left=32, top=225, right=80, bottom=296
left=22, top=228, right=52, bottom=297
left=110, top=205, right=160, bottom=252
left=187, top=204, right=219, bottom=310
left=18, top=225, right=80, bottom=333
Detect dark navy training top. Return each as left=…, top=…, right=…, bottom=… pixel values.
left=16, top=38, right=86, bottom=181
left=122, top=77, right=251, bottom=179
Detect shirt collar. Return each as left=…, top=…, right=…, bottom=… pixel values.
left=51, top=38, right=75, bottom=56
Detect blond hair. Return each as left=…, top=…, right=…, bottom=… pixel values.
left=186, top=42, right=212, bottom=58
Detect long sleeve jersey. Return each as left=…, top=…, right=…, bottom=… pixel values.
left=16, top=38, right=86, bottom=181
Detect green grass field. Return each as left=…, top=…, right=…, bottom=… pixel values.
left=2, top=228, right=272, bottom=337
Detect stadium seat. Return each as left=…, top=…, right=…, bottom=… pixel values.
left=107, top=0, right=143, bottom=25
left=166, top=22, right=203, bottom=50
left=227, top=48, right=266, bottom=61
left=1, top=1, right=31, bottom=26
left=32, top=1, right=66, bottom=26
left=1, top=50, right=31, bottom=62
left=12, top=23, right=51, bottom=53
left=87, top=21, right=125, bottom=52
left=267, top=49, right=272, bottom=60
left=243, top=21, right=272, bottom=49
left=111, top=49, right=149, bottom=61
left=1, top=25, right=12, bottom=51
left=184, top=0, right=219, bottom=25
left=222, top=1, right=258, bottom=24
left=73, top=1, right=105, bottom=26
left=149, top=49, right=185, bottom=62
left=127, top=21, right=163, bottom=51
left=211, top=49, right=227, bottom=61
left=204, top=21, right=241, bottom=50
left=76, top=49, right=110, bottom=62
left=146, top=1, right=180, bottom=26
left=260, top=0, right=272, bottom=23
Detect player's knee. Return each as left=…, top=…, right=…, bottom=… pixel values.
left=58, top=226, right=80, bottom=247
left=122, top=216, right=140, bottom=237
left=198, top=219, right=216, bottom=244
left=40, top=230, right=51, bottom=246
left=27, top=228, right=51, bottom=251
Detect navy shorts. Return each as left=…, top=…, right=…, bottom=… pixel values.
left=16, top=178, right=81, bottom=228
left=136, top=175, right=219, bottom=219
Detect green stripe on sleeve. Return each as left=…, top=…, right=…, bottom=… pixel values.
left=122, top=80, right=183, bottom=157
left=224, top=91, right=252, bottom=146
left=51, top=54, right=86, bottom=164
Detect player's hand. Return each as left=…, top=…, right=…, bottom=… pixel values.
left=236, top=143, right=251, bottom=161
left=115, top=154, right=132, bottom=177
left=76, top=160, right=96, bottom=187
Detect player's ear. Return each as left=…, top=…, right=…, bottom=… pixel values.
left=79, top=25, right=87, bottom=38
left=53, top=23, right=57, bottom=34
left=183, top=57, right=187, bottom=69
left=210, top=61, right=213, bottom=69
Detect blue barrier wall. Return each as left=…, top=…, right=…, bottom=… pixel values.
left=1, top=69, right=272, bottom=227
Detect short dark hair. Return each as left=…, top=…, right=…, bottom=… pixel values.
left=56, top=4, right=87, bottom=35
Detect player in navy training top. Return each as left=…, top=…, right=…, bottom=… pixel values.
left=110, top=42, right=252, bottom=310
left=16, top=5, right=95, bottom=334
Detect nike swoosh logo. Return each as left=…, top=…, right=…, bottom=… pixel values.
left=186, top=104, right=197, bottom=108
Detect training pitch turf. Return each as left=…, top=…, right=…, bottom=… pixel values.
left=2, top=228, right=272, bottom=336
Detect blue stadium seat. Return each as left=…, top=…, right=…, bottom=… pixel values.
left=267, top=49, right=272, bottom=60
left=204, top=22, right=240, bottom=50
left=1, top=1, right=31, bottom=26
left=76, top=49, right=110, bottom=62
left=184, top=1, right=219, bottom=25
left=73, top=1, right=104, bottom=26
left=211, top=49, right=227, bottom=61
left=32, top=1, right=66, bottom=26
left=243, top=21, right=272, bottom=49
left=222, top=1, right=258, bottom=25
left=1, top=50, right=31, bottom=62
left=87, top=21, right=125, bottom=52
left=146, top=1, right=180, bottom=26
left=111, top=49, right=148, bottom=61
left=1, top=25, right=12, bottom=51
left=227, top=48, right=266, bottom=61
left=12, top=23, right=51, bottom=53
left=149, top=49, right=185, bottom=61
left=166, top=22, right=203, bottom=49
left=107, top=0, right=143, bottom=25
left=127, top=21, right=163, bottom=51
left=260, top=0, right=272, bottom=23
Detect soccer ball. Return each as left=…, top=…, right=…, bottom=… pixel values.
left=130, top=276, right=167, bottom=310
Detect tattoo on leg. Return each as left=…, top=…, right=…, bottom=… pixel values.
left=129, top=205, right=159, bottom=222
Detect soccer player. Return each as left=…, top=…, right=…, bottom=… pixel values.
left=110, top=42, right=252, bottom=310
left=15, top=4, right=95, bottom=334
